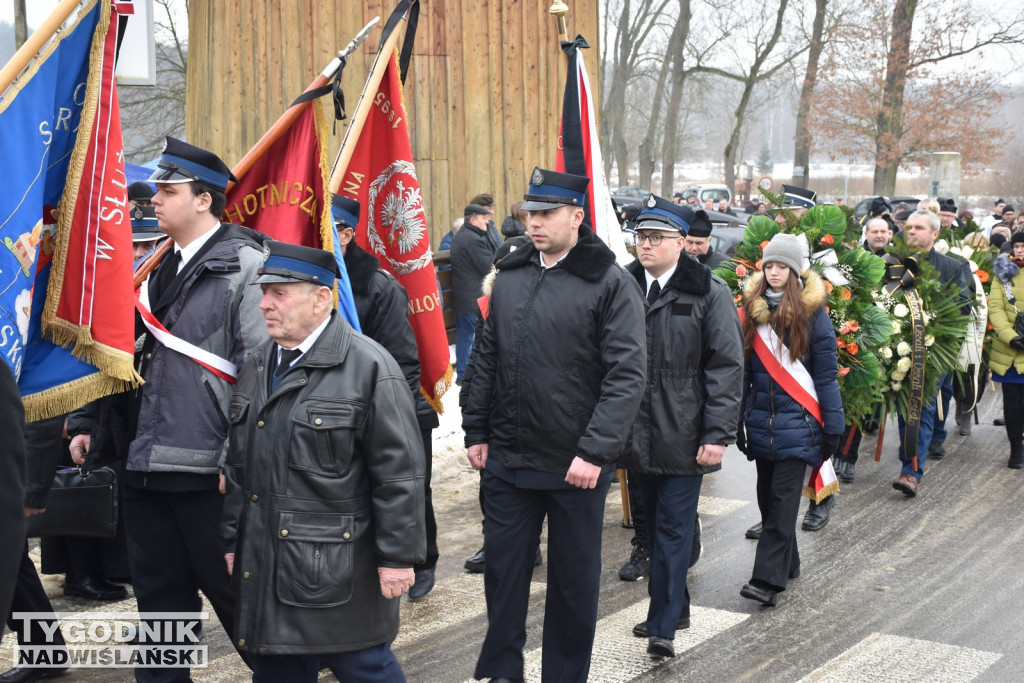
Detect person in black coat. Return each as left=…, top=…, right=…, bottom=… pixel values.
left=682, top=214, right=726, bottom=270
left=463, top=167, right=646, bottom=682
left=891, top=210, right=972, bottom=496
left=450, top=203, right=496, bottom=382
left=332, top=195, right=440, bottom=600
left=620, top=197, right=744, bottom=658
left=0, top=362, right=25, bottom=631
left=738, top=233, right=844, bottom=607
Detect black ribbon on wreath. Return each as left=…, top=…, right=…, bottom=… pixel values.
left=882, top=254, right=928, bottom=471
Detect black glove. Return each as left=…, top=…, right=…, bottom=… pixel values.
left=736, top=421, right=748, bottom=455
left=1010, top=336, right=1024, bottom=351
left=822, top=433, right=842, bottom=462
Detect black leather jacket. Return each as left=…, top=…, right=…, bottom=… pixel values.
left=222, top=313, right=425, bottom=655
left=463, top=226, right=646, bottom=472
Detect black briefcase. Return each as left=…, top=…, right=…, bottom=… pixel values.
left=26, top=467, right=118, bottom=538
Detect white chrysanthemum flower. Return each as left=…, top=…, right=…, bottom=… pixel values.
left=881, top=346, right=893, bottom=359
left=925, top=334, right=935, bottom=347
left=894, top=303, right=909, bottom=317
left=897, top=341, right=911, bottom=356
left=891, top=381, right=903, bottom=391
left=892, top=320, right=902, bottom=333
left=892, top=370, right=906, bottom=381
left=896, top=357, right=912, bottom=373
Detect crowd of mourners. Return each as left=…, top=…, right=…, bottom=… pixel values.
left=2, top=145, right=1021, bottom=683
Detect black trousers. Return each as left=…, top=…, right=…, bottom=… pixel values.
left=751, top=459, right=804, bottom=591
left=625, top=469, right=650, bottom=549
left=634, top=473, right=702, bottom=639
left=474, top=471, right=611, bottom=683
left=1002, top=383, right=1024, bottom=445
left=124, top=486, right=245, bottom=683
left=6, top=543, right=66, bottom=649
left=415, top=427, right=438, bottom=571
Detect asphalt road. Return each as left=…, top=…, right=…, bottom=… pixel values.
left=4, top=391, right=1022, bottom=682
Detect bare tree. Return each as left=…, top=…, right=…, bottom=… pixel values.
left=637, top=3, right=691, bottom=190
left=119, top=0, right=188, bottom=163
left=13, top=0, right=26, bottom=49
left=601, top=0, right=672, bottom=186
left=814, top=0, right=1024, bottom=194
left=693, top=0, right=805, bottom=191
left=791, top=0, right=829, bottom=188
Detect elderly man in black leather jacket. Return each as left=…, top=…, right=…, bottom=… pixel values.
left=222, top=241, right=425, bottom=682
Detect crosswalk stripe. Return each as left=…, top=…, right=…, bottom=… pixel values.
left=458, top=604, right=749, bottom=683
left=697, top=495, right=750, bottom=516
left=796, top=632, right=1001, bottom=682
left=395, top=573, right=545, bottom=649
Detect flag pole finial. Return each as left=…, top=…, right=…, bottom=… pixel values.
left=549, top=1, right=569, bottom=43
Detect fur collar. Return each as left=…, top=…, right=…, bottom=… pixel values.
left=626, top=253, right=711, bottom=296
left=343, top=241, right=383, bottom=296
left=743, top=269, right=827, bottom=325
left=994, top=253, right=1020, bottom=285
left=495, top=225, right=616, bottom=282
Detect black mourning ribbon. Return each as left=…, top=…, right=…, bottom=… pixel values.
left=882, top=253, right=919, bottom=296
left=883, top=254, right=927, bottom=470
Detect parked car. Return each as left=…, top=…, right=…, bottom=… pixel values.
left=853, top=195, right=920, bottom=221
left=611, top=186, right=649, bottom=211
left=682, top=184, right=733, bottom=206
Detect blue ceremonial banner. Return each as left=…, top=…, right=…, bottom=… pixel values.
left=0, top=0, right=139, bottom=419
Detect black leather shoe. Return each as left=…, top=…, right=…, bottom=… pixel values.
left=801, top=495, right=835, bottom=531
left=928, top=444, right=945, bottom=461
left=745, top=522, right=762, bottom=540
left=0, top=666, right=68, bottom=682
left=837, top=459, right=855, bottom=483
left=64, top=576, right=127, bottom=601
left=408, top=568, right=435, bottom=600
left=647, top=636, right=675, bottom=657
left=740, top=583, right=778, bottom=606
left=632, top=617, right=690, bottom=637
left=464, top=547, right=485, bottom=573
left=995, top=418, right=1006, bottom=426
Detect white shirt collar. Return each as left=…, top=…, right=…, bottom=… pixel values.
left=644, top=261, right=678, bottom=294
left=175, top=221, right=221, bottom=272
left=277, top=313, right=332, bottom=364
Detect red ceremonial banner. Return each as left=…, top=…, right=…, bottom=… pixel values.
left=45, top=0, right=138, bottom=384
left=339, top=51, right=452, bottom=409
left=223, top=101, right=332, bottom=249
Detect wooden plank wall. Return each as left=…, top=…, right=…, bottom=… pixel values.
left=186, top=0, right=601, bottom=247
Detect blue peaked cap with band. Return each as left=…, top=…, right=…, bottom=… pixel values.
left=634, top=193, right=709, bottom=235
left=147, top=136, right=238, bottom=191
left=779, top=183, right=817, bottom=210
left=130, top=205, right=162, bottom=242
left=331, top=195, right=360, bottom=228
left=521, top=166, right=589, bottom=211
left=256, top=241, right=340, bottom=289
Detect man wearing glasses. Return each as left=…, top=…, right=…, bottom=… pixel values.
left=621, top=196, right=743, bottom=658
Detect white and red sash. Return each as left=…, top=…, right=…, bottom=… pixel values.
left=135, top=283, right=238, bottom=384
left=752, top=323, right=838, bottom=502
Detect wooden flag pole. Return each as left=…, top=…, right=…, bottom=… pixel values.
left=549, top=1, right=569, bottom=44
left=0, top=0, right=86, bottom=95
left=328, top=15, right=408, bottom=194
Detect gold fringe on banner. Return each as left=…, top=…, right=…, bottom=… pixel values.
left=22, top=371, right=135, bottom=423
left=424, top=364, right=454, bottom=415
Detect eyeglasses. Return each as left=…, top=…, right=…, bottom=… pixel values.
left=634, top=233, right=679, bottom=246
